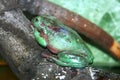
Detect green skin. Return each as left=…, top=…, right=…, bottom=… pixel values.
left=32, top=15, right=94, bottom=68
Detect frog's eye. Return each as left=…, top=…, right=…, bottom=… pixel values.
left=35, top=18, right=39, bottom=22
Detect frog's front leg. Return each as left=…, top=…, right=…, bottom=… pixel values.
left=49, top=51, right=88, bottom=68
left=34, top=28, right=47, bottom=47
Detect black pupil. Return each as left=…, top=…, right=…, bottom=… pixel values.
left=35, top=18, right=39, bottom=22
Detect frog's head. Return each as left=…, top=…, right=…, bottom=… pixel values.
left=32, top=15, right=58, bottom=33
left=32, top=16, right=49, bottom=34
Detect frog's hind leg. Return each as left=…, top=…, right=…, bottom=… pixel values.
left=42, top=51, right=87, bottom=68
left=49, top=56, right=73, bottom=67
left=49, top=54, right=85, bottom=68
left=41, top=53, right=70, bottom=67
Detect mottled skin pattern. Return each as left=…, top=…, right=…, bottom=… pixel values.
left=32, top=15, right=94, bottom=68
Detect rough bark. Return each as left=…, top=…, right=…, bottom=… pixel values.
left=0, top=8, right=39, bottom=80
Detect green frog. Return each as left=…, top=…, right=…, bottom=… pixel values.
left=32, top=15, right=94, bottom=68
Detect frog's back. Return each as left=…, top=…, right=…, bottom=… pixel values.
left=48, top=23, right=86, bottom=51
left=48, top=24, right=93, bottom=61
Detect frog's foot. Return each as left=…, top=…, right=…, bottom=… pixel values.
left=30, top=25, right=34, bottom=31
left=30, top=25, right=34, bottom=34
